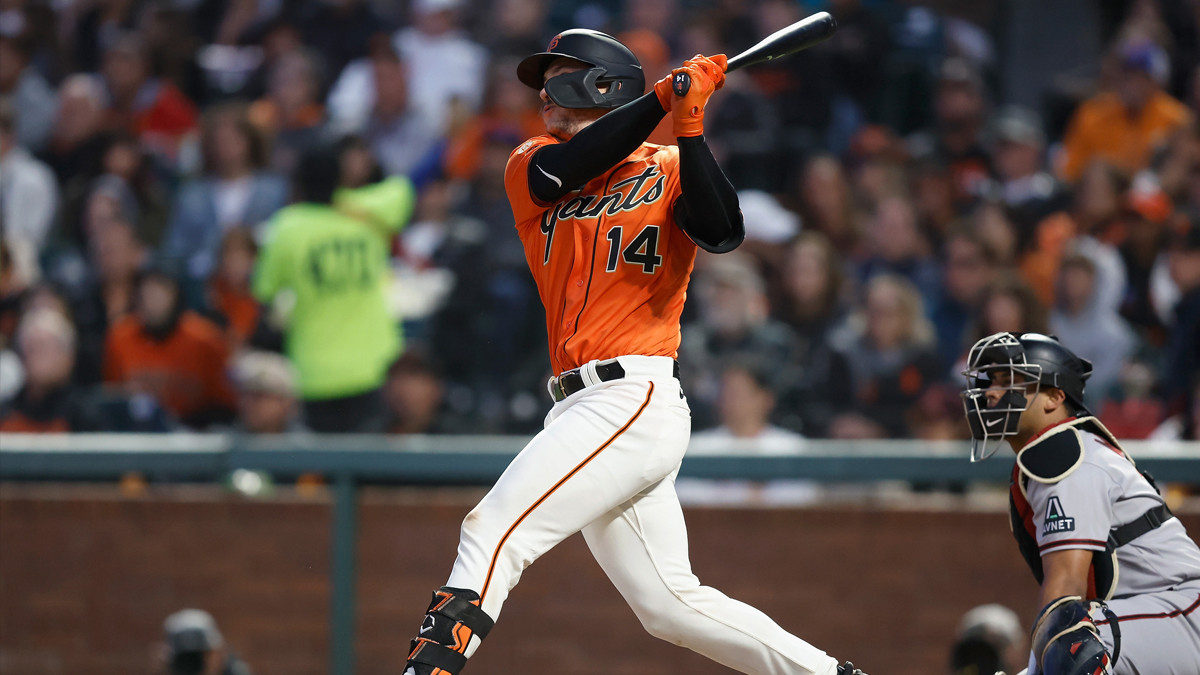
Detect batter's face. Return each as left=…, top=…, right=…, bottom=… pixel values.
left=540, top=58, right=607, bottom=139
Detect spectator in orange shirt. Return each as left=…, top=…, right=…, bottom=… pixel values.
left=206, top=228, right=261, bottom=351
left=99, top=32, right=198, bottom=164
left=1061, top=40, right=1193, bottom=182
left=103, top=261, right=236, bottom=428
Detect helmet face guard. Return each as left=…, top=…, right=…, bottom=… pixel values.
left=543, top=68, right=619, bottom=109
left=961, top=332, right=1043, bottom=462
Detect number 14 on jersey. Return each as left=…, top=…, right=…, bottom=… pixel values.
left=606, top=225, right=663, bottom=274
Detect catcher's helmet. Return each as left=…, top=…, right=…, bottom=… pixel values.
left=961, top=332, right=1093, bottom=461
left=517, top=29, right=644, bottom=110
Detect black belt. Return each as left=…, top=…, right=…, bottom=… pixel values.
left=551, top=359, right=680, bottom=402
left=1108, top=503, right=1174, bottom=549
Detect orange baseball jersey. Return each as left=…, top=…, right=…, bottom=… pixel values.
left=505, top=135, right=697, bottom=375
left=103, top=311, right=237, bottom=420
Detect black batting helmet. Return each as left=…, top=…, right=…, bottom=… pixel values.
left=961, top=332, right=1093, bottom=461
left=517, top=29, right=644, bottom=110
left=1017, top=333, right=1093, bottom=413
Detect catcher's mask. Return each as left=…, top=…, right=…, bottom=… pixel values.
left=961, top=332, right=1094, bottom=461
left=961, top=332, right=1043, bottom=461
left=517, top=29, right=644, bottom=110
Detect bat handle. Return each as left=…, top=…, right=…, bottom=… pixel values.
left=672, top=71, right=690, bottom=97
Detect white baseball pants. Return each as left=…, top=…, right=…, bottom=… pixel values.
left=444, top=355, right=839, bottom=675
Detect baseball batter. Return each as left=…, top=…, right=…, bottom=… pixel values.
left=402, top=30, right=866, bottom=675
left=961, top=332, right=1200, bottom=675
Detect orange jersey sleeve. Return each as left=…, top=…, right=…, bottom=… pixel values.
left=504, top=135, right=560, bottom=224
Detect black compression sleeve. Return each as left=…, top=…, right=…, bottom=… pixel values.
left=674, top=135, right=744, bottom=253
left=528, top=92, right=668, bottom=203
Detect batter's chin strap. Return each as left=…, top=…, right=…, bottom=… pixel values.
left=407, top=587, right=495, bottom=675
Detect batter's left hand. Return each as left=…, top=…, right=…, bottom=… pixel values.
left=653, top=73, right=674, bottom=112
left=670, top=54, right=727, bottom=137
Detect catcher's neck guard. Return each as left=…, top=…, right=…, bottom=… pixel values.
left=961, top=332, right=1042, bottom=461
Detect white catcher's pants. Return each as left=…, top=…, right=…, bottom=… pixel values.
left=445, top=356, right=839, bottom=675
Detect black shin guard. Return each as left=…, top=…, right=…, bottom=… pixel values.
left=406, top=587, right=494, bottom=675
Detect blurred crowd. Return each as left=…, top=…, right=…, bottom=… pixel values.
left=1, top=0, right=1199, bottom=441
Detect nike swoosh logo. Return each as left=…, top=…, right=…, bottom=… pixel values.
left=986, top=418, right=1002, bottom=428
left=420, top=617, right=434, bottom=634
left=537, top=164, right=562, bottom=188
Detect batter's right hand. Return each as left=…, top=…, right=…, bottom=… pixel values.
left=683, top=53, right=727, bottom=90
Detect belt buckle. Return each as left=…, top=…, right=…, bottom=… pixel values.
left=561, top=367, right=584, bottom=400
left=551, top=372, right=572, bottom=402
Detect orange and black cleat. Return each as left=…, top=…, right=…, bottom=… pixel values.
left=404, top=587, right=494, bottom=675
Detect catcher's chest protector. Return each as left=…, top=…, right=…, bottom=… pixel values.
left=1008, top=417, right=1170, bottom=601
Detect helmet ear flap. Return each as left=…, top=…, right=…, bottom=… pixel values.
left=1079, top=357, right=1094, bottom=381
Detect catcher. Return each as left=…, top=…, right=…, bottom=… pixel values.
left=961, top=332, right=1200, bottom=674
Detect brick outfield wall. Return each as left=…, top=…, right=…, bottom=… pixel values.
left=2, top=485, right=1196, bottom=675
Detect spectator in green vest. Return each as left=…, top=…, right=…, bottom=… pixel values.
left=253, top=144, right=413, bottom=432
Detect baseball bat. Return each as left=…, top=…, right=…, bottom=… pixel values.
left=671, top=11, right=838, bottom=97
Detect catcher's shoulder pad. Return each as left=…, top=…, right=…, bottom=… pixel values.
left=1074, top=416, right=1132, bottom=460
left=1017, top=420, right=1085, bottom=485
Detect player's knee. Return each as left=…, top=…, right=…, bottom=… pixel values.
left=636, top=606, right=689, bottom=645
left=629, top=588, right=698, bottom=645
left=459, top=505, right=492, bottom=544
left=460, top=506, right=481, bottom=532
